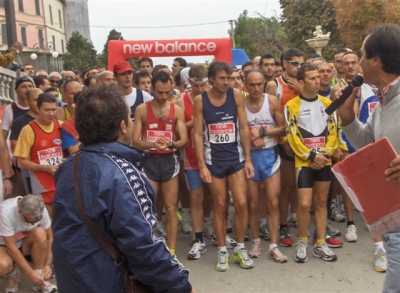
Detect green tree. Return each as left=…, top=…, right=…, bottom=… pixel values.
left=63, top=32, right=97, bottom=71
left=280, top=0, right=345, bottom=59
left=230, top=10, right=286, bottom=60
left=99, top=29, right=124, bottom=66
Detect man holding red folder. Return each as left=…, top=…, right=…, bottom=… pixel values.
left=337, top=24, right=400, bottom=293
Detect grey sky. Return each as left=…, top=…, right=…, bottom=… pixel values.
left=88, top=0, right=282, bottom=66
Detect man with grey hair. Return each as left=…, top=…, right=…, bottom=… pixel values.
left=96, top=70, right=115, bottom=87
left=0, top=194, right=56, bottom=293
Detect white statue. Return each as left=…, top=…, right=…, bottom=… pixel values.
left=313, top=25, right=331, bottom=39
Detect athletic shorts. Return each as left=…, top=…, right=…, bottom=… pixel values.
left=185, top=169, right=204, bottom=191
left=296, top=166, right=331, bottom=188
left=206, top=161, right=244, bottom=179
left=143, top=152, right=180, bottom=182
left=251, top=146, right=280, bottom=181
left=278, top=144, right=295, bottom=162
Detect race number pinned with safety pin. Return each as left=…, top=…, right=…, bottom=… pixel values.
left=209, top=123, right=235, bottom=144
left=37, top=146, right=63, bottom=166
left=303, top=137, right=326, bottom=152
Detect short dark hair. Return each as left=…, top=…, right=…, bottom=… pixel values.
left=151, top=71, right=172, bottom=89
left=283, top=48, right=304, bottom=61
left=333, top=48, right=349, bottom=57
left=44, top=87, right=58, bottom=93
left=275, top=60, right=281, bottom=67
left=75, top=85, right=128, bottom=145
left=297, top=64, right=316, bottom=81
left=306, top=53, right=321, bottom=62
left=174, top=57, right=187, bottom=67
left=260, top=53, right=275, bottom=66
left=152, top=64, right=169, bottom=75
left=364, top=24, right=400, bottom=74
left=174, top=69, right=182, bottom=87
left=37, top=92, right=57, bottom=108
left=134, top=70, right=151, bottom=86
left=84, top=76, right=96, bottom=88
left=138, top=57, right=153, bottom=68
left=33, top=76, right=47, bottom=88
left=208, top=61, right=233, bottom=80
left=241, top=61, right=253, bottom=69
left=341, top=51, right=359, bottom=62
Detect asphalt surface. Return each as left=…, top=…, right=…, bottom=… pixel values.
left=1, top=210, right=385, bottom=293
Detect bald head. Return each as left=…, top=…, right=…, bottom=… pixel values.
left=27, top=88, right=43, bottom=101
left=96, top=70, right=115, bottom=86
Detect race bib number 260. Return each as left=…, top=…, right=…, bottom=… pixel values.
left=209, top=123, right=235, bottom=144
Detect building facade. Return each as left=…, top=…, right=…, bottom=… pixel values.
left=65, top=0, right=91, bottom=42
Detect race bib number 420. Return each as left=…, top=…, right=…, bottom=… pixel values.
left=37, top=146, right=63, bottom=166
left=209, top=123, right=235, bottom=144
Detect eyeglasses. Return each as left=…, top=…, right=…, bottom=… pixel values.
left=23, top=213, right=42, bottom=224
left=49, top=79, right=59, bottom=83
left=287, top=61, right=305, bottom=67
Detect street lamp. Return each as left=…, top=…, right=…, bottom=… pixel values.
left=30, top=42, right=59, bottom=72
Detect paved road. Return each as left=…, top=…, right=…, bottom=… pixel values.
left=1, top=211, right=385, bottom=293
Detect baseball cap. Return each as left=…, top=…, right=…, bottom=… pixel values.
left=180, top=67, right=191, bottom=89
left=48, top=71, right=62, bottom=79
left=15, top=77, right=33, bottom=90
left=113, top=61, right=134, bottom=74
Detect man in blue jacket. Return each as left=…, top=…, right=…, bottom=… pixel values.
left=52, top=85, right=193, bottom=292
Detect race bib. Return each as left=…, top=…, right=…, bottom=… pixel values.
left=303, top=137, right=326, bottom=149
left=146, top=130, right=173, bottom=143
left=248, top=125, right=269, bottom=134
left=368, top=102, right=378, bottom=115
left=209, top=123, right=235, bottom=144
left=37, top=147, right=63, bottom=166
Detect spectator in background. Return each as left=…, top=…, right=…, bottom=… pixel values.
left=0, top=42, right=23, bottom=68
left=23, top=63, right=35, bottom=78
left=33, top=76, right=50, bottom=91
left=172, top=57, right=187, bottom=74
left=138, top=57, right=154, bottom=73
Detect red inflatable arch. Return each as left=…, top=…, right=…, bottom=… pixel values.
left=108, top=38, right=232, bottom=70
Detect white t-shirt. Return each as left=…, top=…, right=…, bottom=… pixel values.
left=0, top=196, right=51, bottom=248
left=2, top=103, right=29, bottom=131
left=125, top=87, right=152, bottom=107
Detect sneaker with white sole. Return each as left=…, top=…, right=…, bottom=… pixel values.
left=295, top=240, right=308, bottom=263
left=345, top=224, right=358, bottom=242
left=216, top=251, right=230, bottom=272
left=374, top=247, right=387, bottom=273
left=4, top=266, right=19, bottom=293
left=327, top=220, right=341, bottom=236
left=288, top=217, right=298, bottom=228
left=187, top=239, right=207, bottom=260
left=233, top=247, right=254, bottom=269
left=259, top=224, right=270, bottom=240
left=313, top=242, right=338, bottom=261
left=203, top=224, right=214, bottom=239
left=268, top=247, right=288, bottom=263
left=32, top=280, right=57, bottom=293
left=181, top=220, right=193, bottom=234
left=211, top=234, right=237, bottom=249
left=331, top=208, right=346, bottom=222
left=249, top=241, right=261, bottom=258
left=155, top=222, right=167, bottom=238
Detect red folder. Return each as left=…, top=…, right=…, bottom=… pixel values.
left=332, top=137, right=400, bottom=238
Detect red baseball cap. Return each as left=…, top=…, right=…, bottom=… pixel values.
left=113, top=61, right=134, bottom=74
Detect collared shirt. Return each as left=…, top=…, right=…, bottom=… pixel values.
left=376, top=76, right=400, bottom=104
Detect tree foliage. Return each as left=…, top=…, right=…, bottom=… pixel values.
left=63, top=32, right=98, bottom=71
left=280, top=0, right=345, bottom=59
left=230, top=10, right=286, bottom=60
left=331, top=0, right=400, bottom=51
left=98, top=29, right=124, bottom=66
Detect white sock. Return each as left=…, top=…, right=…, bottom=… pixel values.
left=182, top=208, right=190, bottom=222
left=374, top=241, right=385, bottom=252
left=236, top=242, right=245, bottom=249
left=269, top=243, right=278, bottom=252
left=259, top=218, right=267, bottom=227
left=290, top=213, right=297, bottom=219
left=253, top=238, right=261, bottom=244
left=219, top=246, right=228, bottom=253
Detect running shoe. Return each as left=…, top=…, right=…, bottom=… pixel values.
left=268, top=247, right=288, bottom=263
left=374, top=247, right=387, bottom=273
left=249, top=241, right=261, bottom=258
left=327, top=220, right=341, bottom=236
left=331, top=207, right=346, bottom=222
left=288, top=216, right=298, bottom=228
left=211, top=234, right=237, bottom=249
left=313, top=231, right=343, bottom=248
left=345, top=224, right=358, bottom=242
left=226, top=218, right=233, bottom=233
left=181, top=220, right=193, bottom=234
left=244, top=229, right=250, bottom=241
left=279, top=226, right=294, bottom=247
left=295, top=240, right=308, bottom=263
left=233, top=247, right=254, bottom=269
left=187, top=239, right=207, bottom=260
left=177, top=210, right=182, bottom=223
left=313, top=242, right=338, bottom=261
left=203, top=224, right=215, bottom=239
left=259, top=224, right=270, bottom=240
left=32, top=280, right=57, bottom=293
left=4, top=266, right=19, bottom=293
left=216, top=251, right=230, bottom=272
left=155, top=222, right=167, bottom=238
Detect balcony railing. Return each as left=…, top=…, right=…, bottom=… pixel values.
left=0, top=66, right=17, bottom=104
